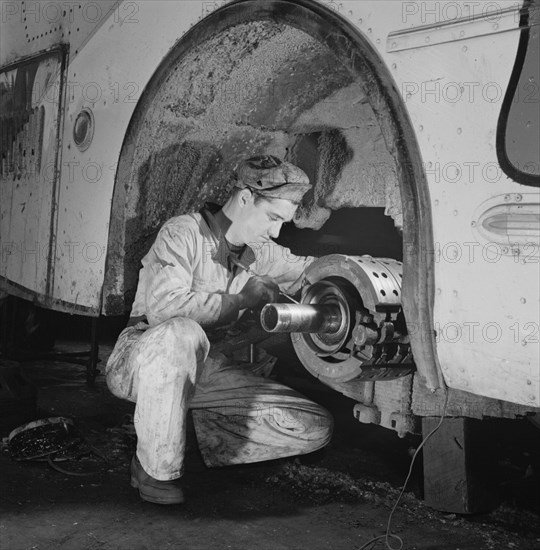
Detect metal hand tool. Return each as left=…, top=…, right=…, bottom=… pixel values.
left=230, top=257, right=300, bottom=304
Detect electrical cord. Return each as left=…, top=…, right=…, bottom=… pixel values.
left=357, top=390, right=450, bottom=550
left=47, top=454, right=96, bottom=477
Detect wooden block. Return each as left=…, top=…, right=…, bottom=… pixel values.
left=422, top=417, right=493, bottom=513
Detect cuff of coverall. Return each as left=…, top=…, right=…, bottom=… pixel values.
left=136, top=450, right=183, bottom=481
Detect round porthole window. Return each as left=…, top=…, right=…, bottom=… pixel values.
left=73, top=109, right=94, bottom=151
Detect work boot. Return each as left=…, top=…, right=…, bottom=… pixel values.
left=130, top=455, right=185, bottom=504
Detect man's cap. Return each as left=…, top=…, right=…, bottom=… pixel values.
left=235, top=155, right=311, bottom=202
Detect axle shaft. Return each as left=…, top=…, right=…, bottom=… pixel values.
left=261, top=303, right=343, bottom=334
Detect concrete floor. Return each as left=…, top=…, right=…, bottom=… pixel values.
left=1, top=341, right=539, bottom=550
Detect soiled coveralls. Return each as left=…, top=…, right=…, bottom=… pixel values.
left=106, top=205, right=333, bottom=481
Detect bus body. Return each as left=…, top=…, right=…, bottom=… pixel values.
left=1, top=0, right=539, bottom=422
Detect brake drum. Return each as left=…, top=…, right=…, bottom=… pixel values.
left=290, top=254, right=413, bottom=384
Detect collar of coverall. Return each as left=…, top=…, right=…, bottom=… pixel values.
left=199, top=203, right=256, bottom=272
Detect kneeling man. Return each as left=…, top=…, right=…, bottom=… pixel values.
left=106, top=155, right=333, bottom=504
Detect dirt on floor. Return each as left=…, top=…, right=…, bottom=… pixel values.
left=1, top=343, right=539, bottom=550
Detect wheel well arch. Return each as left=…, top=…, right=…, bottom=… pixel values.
left=103, top=0, right=442, bottom=389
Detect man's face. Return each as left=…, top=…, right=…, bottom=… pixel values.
left=239, top=194, right=298, bottom=246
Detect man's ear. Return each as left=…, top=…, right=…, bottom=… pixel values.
left=237, top=188, right=253, bottom=207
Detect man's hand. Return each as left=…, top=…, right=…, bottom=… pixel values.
left=239, top=276, right=280, bottom=309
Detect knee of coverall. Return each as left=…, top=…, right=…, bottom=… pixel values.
left=303, top=404, right=334, bottom=451
left=131, top=317, right=211, bottom=406
left=320, top=406, right=334, bottom=446
left=271, top=402, right=334, bottom=450
left=106, top=318, right=209, bottom=401
left=130, top=317, right=210, bottom=385
left=152, top=316, right=211, bottom=365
